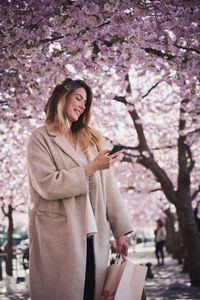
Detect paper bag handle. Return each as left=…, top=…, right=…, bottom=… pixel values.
left=115, top=254, right=126, bottom=265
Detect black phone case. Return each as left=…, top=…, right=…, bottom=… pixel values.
left=108, top=145, right=124, bottom=156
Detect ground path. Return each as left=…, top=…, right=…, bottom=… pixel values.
left=128, top=243, right=200, bottom=300
left=1, top=243, right=200, bottom=299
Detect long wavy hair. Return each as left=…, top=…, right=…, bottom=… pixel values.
left=45, top=78, right=105, bottom=152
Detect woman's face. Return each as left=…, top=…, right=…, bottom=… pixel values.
left=65, top=87, right=87, bottom=124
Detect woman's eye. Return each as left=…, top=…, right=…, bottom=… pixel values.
left=75, top=97, right=87, bottom=105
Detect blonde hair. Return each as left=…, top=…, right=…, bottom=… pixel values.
left=45, top=78, right=105, bottom=152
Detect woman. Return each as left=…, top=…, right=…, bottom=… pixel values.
left=154, top=219, right=166, bottom=266
left=27, top=78, right=133, bottom=300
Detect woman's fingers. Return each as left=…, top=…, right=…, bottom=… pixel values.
left=102, top=149, right=110, bottom=155
left=109, top=150, right=122, bottom=159
left=116, top=236, right=129, bottom=256
left=93, top=149, right=122, bottom=171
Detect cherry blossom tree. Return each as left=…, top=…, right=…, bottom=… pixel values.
left=111, top=73, right=200, bottom=285
left=1, top=0, right=200, bottom=286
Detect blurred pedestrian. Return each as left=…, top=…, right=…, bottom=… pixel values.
left=194, top=199, right=200, bottom=232
left=0, top=244, right=3, bottom=281
left=0, top=241, right=7, bottom=281
left=26, top=78, right=133, bottom=300
left=142, top=232, right=147, bottom=247
left=154, top=218, right=166, bottom=266
left=131, top=232, right=136, bottom=252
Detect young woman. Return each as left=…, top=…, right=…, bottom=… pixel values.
left=27, top=78, right=133, bottom=300
left=154, top=219, right=166, bottom=266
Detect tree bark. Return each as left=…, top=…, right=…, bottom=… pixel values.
left=176, top=201, right=200, bottom=285
left=2, top=204, right=14, bottom=276
left=176, top=100, right=200, bottom=284
left=164, top=208, right=181, bottom=262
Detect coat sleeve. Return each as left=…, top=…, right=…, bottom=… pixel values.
left=26, top=130, right=87, bottom=200
left=104, top=168, right=133, bottom=239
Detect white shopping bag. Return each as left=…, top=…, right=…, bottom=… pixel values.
left=101, top=257, right=147, bottom=300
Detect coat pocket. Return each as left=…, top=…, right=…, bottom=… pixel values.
left=35, top=210, right=68, bottom=244
left=36, top=210, right=67, bottom=219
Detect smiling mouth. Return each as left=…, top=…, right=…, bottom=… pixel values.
left=74, top=109, right=82, bottom=116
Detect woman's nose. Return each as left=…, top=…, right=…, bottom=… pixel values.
left=80, top=100, right=86, bottom=109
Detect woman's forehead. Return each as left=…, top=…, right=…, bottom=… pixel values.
left=73, top=87, right=87, bottom=96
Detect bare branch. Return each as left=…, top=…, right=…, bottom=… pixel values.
left=2, top=204, right=8, bottom=217
left=142, top=81, right=162, bottom=99
left=174, top=44, right=200, bottom=55
left=149, top=188, right=162, bottom=193
left=186, top=128, right=200, bottom=136
left=122, top=146, right=139, bottom=151
left=191, top=185, right=200, bottom=201
left=142, top=47, right=176, bottom=60
left=151, top=145, right=176, bottom=150
left=113, top=96, right=127, bottom=104
left=96, top=21, right=111, bottom=29
left=40, top=20, right=111, bottom=45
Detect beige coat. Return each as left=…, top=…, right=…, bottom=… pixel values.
left=27, top=125, right=133, bottom=300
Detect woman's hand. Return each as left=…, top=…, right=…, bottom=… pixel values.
left=84, top=149, right=121, bottom=177
left=93, top=149, right=121, bottom=170
left=115, top=235, right=129, bottom=256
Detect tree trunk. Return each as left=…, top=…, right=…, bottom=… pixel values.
left=176, top=200, right=200, bottom=286
left=175, top=98, right=200, bottom=285
left=6, top=204, right=13, bottom=276
left=165, top=209, right=181, bottom=263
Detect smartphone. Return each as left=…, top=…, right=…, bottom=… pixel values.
left=108, top=144, right=124, bottom=156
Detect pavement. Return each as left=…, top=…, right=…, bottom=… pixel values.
left=0, top=242, right=200, bottom=299
left=128, top=243, right=200, bottom=300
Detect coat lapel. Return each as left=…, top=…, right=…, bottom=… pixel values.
left=46, top=124, right=83, bottom=167
left=46, top=124, right=99, bottom=214
left=87, top=147, right=98, bottom=215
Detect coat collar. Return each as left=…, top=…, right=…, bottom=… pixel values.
left=46, top=124, right=83, bottom=167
